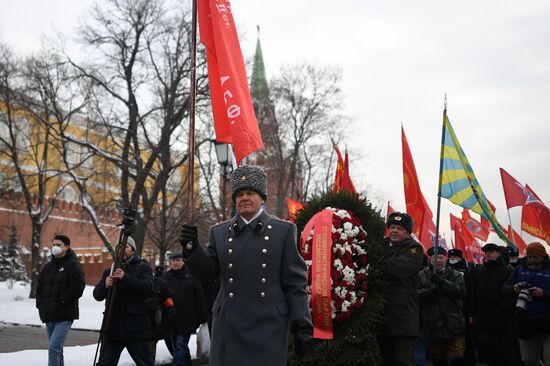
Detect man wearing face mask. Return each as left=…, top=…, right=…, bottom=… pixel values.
left=418, top=246, right=466, bottom=365
left=36, top=235, right=85, bottom=366
left=470, top=243, right=516, bottom=366
left=503, top=242, right=550, bottom=365
left=506, top=246, right=521, bottom=268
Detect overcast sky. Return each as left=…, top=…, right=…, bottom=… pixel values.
left=1, top=0, right=549, bottom=244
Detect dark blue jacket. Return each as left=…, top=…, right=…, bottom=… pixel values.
left=503, top=256, right=550, bottom=315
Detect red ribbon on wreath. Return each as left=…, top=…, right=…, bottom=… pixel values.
left=300, top=209, right=334, bottom=339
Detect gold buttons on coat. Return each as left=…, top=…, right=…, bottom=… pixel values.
left=228, top=249, right=233, bottom=254
left=229, top=292, right=234, bottom=298
left=228, top=263, right=233, bottom=269
left=229, top=278, right=234, bottom=283
left=267, top=225, right=272, bottom=229
left=262, top=248, right=267, bottom=254
left=261, top=263, right=267, bottom=269
left=264, top=236, right=269, bottom=241
left=261, top=278, right=266, bottom=284
left=260, top=292, right=266, bottom=298
left=228, top=237, right=233, bottom=242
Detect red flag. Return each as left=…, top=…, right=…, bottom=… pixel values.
left=462, top=209, right=489, bottom=241
left=287, top=198, right=303, bottom=222
left=332, top=141, right=345, bottom=192
left=506, top=225, right=527, bottom=256
left=198, top=0, right=263, bottom=164
left=500, top=168, right=543, bottom=208
left=521, top=185, right=550, bottom=243
left=341, top=151, right=357, bottom=194
left=385, top=202, right=396, bottom=237
left=450, top=213, right=466, bottom=253
left=451, top=213, right=483, bottom=263
left=402, top=127, right=436, bottom=250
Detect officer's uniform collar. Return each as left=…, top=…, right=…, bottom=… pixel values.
left=230, top=210, right=272, bottom=236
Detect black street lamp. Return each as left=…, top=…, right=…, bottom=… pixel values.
left=213, top=141, right=233, bottom=219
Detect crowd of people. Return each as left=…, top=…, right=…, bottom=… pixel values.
left=382, top=211, right=550, bottom=366
left=34, top=164, right=550, bottom=366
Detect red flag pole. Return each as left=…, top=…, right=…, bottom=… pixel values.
left=187, top=0, right=198, bottom=223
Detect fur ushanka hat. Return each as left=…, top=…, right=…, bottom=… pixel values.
left=230, top=165, right=268, bottom=202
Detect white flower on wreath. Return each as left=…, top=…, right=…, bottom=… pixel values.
left=334, top=258, right=343, bottom=271
left=343, top=221, right=353, bottom=232
left=342, top=266, right=355, bottom=284
left=342, top=300, right=351, bottom=312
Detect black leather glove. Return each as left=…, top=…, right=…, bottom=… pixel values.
left=180, top=224, right=199, bottom=252
left=294, top=327, right=313, bottom=357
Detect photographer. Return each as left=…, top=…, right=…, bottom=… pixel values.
left=503, top=242, right=550, bottom=366
left=93, top=236, right=156, bottom=366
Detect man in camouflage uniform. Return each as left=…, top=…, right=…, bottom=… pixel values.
left=378, top=212, right=424, bottom=365
left=418, top=246, right=466, bottom=365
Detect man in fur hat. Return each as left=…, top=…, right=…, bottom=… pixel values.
left=179, top=165, right=313, bottom=366
left=378, top=212, right=424, bottom=366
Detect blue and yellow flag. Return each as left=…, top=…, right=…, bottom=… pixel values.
left=440, top=111, right=514, bottom=248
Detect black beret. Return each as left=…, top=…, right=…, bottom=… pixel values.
left=387, top=212, right=414, bottom=234
left=482, top=243, right=502, bottom=253
left=427, top=246, right=448, bottom=256
left=448, top=249, right=463, bottom=257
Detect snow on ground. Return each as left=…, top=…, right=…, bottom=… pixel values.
left=0, top=281, right=198, bottom=365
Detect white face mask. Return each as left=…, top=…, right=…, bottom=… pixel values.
left=51, top=246, right=64, bottom=257
left=449, top=258, right=460, bottom=265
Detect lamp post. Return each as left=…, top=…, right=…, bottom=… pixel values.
left=213, top=141, right=232, bottom=220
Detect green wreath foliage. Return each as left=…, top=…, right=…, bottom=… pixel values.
left=289, top=191, right=388, bottom=366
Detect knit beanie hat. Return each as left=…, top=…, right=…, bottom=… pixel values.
left=125, top=236, right=136, bottom=251
left=230, top=165, right=268, bottom=202
left=387, top=212, right=414, bottom=234
left=526, top=242, right=547, bottom=257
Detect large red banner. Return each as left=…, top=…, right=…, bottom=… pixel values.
left=198, top=0, right=263, bottom=164
left=402, top=127, right=436, bottom=250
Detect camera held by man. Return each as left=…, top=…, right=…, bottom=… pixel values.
left=503, top=242, right=550, bottom=365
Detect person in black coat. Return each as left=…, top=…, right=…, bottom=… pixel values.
left=470, top=243, right=516, bottom=366
left=93, top=237, right=156, bottom=366
left=36, top=234, right=85, bottom=366
left=163, top=251, right=208, bottom=366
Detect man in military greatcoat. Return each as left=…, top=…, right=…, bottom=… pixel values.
left=378, top=211, right=424, bottom=366
left=180, top=165, right=313, bottom=366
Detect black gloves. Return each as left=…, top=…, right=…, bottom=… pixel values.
left=180, top=224, right=199, bottom=253
left=294, top=327, right=313, bottom=357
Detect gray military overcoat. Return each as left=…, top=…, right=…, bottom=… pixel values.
left=187, top=210, right=313, bottom=366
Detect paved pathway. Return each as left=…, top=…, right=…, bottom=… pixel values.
left=0, top=322, right=99, bottom=353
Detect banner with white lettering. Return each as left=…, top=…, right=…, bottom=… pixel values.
left=198, top=0, right=263, bottom=164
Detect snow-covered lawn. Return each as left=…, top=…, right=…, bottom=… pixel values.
left=0, top=281, right=199, bottom=365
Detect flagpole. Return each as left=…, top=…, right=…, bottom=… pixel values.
left=506, top=208, right=517, bottom=246
left=433, top=96, right=448, bottom=274
left=186, top=0, right=198, bottom=223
